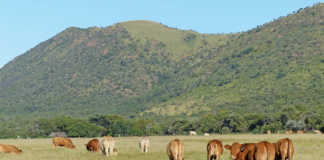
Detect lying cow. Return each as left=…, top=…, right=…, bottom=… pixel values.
left=139, top=137, right=150, bottom=153
left=0, top=144, right=22, bottom=154
left=52, top=137, right=75, bottom=149
left=85, top=138, right=99, bottom=152
left=273, top=138, right=294, bottom=160
left=207, top=139, right=223, bottom=160
left=167, top=139, right=184, bottom=160
left=100, top=136, right=115, bottom=157
left=225, top=142, right=256, bottom=160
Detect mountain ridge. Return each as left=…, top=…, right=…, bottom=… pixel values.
left=1, top=3, right=324, bottom=119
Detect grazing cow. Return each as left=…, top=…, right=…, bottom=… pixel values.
left=189, top=131, right=197, bottom=136
left=296, top=130, right=305, bottom=134
left=167, top=139, right=184, bottom=160
left=254, top=141, right=275, bottom=160
left=285, top=130, right=293, bottom=135
left=273, top=138, right=294, bottom=160
left=204, top=133, right=210, bottom=136
left=207, top=139, right=223, bottom=160
left=0, top=144, right=22, bottom=154
left=85, top=138, right=99, bottom=152
left=139, top=137, right=150, bottom=153
left=52, top=137, right=75, bottom=149
left=225, top=142, right=256, bottom=160
left=100, top=136, right=115, bottom=157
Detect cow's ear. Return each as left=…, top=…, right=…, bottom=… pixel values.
left=224, top=145, right=231, bottom=150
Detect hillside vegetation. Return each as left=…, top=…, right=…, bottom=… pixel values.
left=0, top=3, right=324, bottom=120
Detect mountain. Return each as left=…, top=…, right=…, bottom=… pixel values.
left=1, top=3, right=324, bottom=119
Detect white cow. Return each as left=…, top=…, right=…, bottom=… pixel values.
left=100, top=136, right=115, bottom=157
left=204, top=133, right=210, bottom=136
left=139, top=137, right=150, bottom=153
left=189, top=131, right=197, bottom=136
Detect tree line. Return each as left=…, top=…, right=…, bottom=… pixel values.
left=0, top=105, right=323, bottom=138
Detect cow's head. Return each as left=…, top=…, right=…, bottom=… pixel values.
left=225, top=142, right=242, bottom=160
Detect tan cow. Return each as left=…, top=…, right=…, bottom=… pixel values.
left=267, top=130, right=271, bottom=135
left=254, top=141, right=275, bottom=160
left=207, top=139, right=223, bottom=160
left=296, top=130, right=305, bottom=134
left=285, top=130, right=293, bottom=135
left=0, top=144, right=22, bottom=154
left=85, top=138, right=99, bottom=152
left=167, top=139, right=184, bottom=160
left=139, top=137, right=150, bottom=153
left=52, top=137, right=75, bottom=149
left=273, top=138, right=294, bottom=160
left=225, top=142, right=256, bottom=160
left=100, top=136, right=115, bottom=157
left=313, top=130, right=322, bottom=134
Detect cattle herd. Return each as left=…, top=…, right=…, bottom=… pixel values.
left=0, top=135, right=294, bottom=160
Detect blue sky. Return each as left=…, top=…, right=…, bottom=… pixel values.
left=0, top=0, right=322, bottom=68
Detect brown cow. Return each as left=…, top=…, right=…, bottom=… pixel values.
left=0, top=144, right=22, bottom=154
left=167, top=139, right=184, bottom=160
left=225, top=142, right=256, bottom=160
left=52, top=137, right=75, bottom=149
left=273, top=138, right=294, bottom=160
left=296, top=130, right=305, bottom=134
left=254, top=141, right=275, bottom=160
left=100, top=136, right=115, bottom=157
left=85, top=138, right=99, bottom=152
left=207, top=139, right=223, bottom=160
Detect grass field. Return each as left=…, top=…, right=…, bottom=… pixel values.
left=0, top=134, right=323, bottom=160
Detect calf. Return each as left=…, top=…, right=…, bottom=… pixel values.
left=207, top=139, right=223, bottom=160
left=52, top=137, right=75, bottom=149
left=167, top=139, right=184, bottom=160
left=0, top=144, right=22, bottom=154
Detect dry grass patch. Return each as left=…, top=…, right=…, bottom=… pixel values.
left=0, top=134, right=323, bottom=160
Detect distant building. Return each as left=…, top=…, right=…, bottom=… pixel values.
left=49, top=132, right=67, bottom=137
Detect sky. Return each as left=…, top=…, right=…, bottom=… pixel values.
left=0, top=0, right=323, bottom=68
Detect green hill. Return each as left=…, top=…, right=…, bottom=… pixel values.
left=0, top=3, right=324, bottom=119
